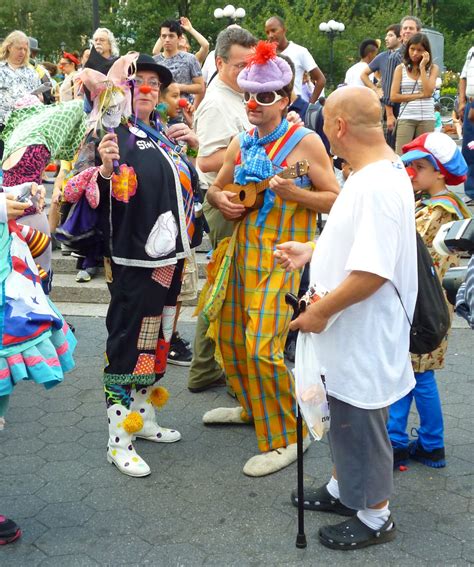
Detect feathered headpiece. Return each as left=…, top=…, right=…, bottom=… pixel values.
left=237, top=41, right=293, bottom=93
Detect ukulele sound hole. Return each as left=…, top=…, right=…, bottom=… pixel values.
left=239, top=190, right=246, bottom=202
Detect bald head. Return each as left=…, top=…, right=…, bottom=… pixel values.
left=323, top=86, right=387, bottom=164
left=325, top=86, right=382, bottom=129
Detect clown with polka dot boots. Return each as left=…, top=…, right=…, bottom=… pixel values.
left=65, top=53, right=196, bottom=477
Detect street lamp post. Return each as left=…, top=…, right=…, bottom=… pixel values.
left=319, top=20, right=345, bottom=89
left=214, top=5, right=246, bottom=26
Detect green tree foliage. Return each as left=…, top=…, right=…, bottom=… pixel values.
left=0, top=0, right=472, bottom=83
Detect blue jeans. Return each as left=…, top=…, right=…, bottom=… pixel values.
left=387, top=370, right=444, bottom=451
left=462, top=101, right=474, bottom=199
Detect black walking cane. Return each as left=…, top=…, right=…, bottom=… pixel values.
left=285, top=292, right=307, bottom=549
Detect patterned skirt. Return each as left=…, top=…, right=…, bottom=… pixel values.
left=0, top=321, right=77, bottom=396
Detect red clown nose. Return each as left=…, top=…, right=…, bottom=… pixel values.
left=178, top=98, right=188, bottom=108
left=247, top=98, right=258, bottom=111
left=139, top=85, right=152, bottom=94
left=405, top=166, right=417, bottom=180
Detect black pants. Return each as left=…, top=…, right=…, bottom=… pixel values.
left=103, top=259, right=184, bottom=386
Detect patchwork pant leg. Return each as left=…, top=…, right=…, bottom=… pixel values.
left=103, top=261, right=183, bottom=387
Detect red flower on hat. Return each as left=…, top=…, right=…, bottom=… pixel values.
left=246, top=41, right=277, bottom=66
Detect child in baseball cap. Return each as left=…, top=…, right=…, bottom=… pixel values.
left=387, top=132, right=471, bottom=469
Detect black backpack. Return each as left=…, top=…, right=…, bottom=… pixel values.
left=396, top=232, right=450, bottom=355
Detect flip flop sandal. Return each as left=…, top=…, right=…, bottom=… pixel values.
left=0, top=516, right=22, bottom=545
left=318, top=515, right=396, bottom=550
left=291, top=484, right=356, bottom=516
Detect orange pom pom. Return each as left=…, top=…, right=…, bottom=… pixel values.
left=149, top=386, right=169, bottom=408
left=247, top=41, right=277, bottom=66
left=123, top=411, right=144, bottom=433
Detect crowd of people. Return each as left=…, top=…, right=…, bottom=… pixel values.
left=0, top=12, right=473, bottom=551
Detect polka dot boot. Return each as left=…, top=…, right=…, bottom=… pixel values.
left=131, top=386, right=182, bottom=443
left=106, top=404, right=151, bottom=477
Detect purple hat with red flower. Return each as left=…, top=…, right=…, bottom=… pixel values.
left=237, top=41, right=292, bottom=93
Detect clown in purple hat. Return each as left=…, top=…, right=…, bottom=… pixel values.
left=201, top=40, right=339, bottom=477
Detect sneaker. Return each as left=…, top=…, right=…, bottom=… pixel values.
left=408, top=440, right=446, bottom=468
left=76, top=269, right=91, bottom=283
left=393, top=447, right=409, bottom=469
left=0, top=515, right=21, bottom=545
left=167, top=332, right=193, bottom=366
left=60, top=243, right=72, bottom=256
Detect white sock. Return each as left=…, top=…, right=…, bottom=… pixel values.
left=326, top=476, right=340, bottom=499
left=357, top=503, right=391, bottom=530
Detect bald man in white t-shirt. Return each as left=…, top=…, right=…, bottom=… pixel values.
left=276, top=87, right=417, bottom=551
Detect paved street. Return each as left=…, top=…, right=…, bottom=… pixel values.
left=0, top=316, right=472, bottom=566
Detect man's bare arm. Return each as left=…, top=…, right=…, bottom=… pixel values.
left=309, top=67, right=326, bottom=103
left=197, top=148, right=226, bottom=173
left=290, top=271, right=387, bottom=333
left=178, top=76, right=205, bottom=95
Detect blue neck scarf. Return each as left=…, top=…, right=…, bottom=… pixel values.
left=240, top=118, right=289, bottom=182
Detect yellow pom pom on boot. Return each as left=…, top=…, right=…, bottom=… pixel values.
left=106, top=404, right=151, bottom=477
left=131, top=386, right=181, bottom=443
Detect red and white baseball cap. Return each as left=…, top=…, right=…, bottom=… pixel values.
left=401, top=132, right=467, bottom=186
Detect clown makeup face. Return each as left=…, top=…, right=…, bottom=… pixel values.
left=245, top=90, right=289, bottom=133
left=408, top=158, right=444, bottom=194
left=133, top=70, right=160, bottom=124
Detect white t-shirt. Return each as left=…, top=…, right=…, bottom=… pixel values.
left=281, top=41, right=318, bottom=96
left=201, top=50, right=217, bottom=85
left=460, top=46, right=474, bottom=97
left=309, top=159, right=417, bottom=409
left=193, top=77, right=250, bottom=187
left=344, top=61, right=372, bottom=86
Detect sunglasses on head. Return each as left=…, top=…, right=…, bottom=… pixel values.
left=243, top=91, right=284, bottom=106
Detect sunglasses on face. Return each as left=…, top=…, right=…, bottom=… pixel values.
left=243, top=91, right=284, bottom=106
left=134, top=77, right=160, bottom=90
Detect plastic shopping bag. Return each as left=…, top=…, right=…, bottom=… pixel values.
left=294, top=331, right=330, bottom=441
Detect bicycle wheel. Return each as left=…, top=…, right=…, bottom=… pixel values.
left=439, top=96, right=455, bottom=124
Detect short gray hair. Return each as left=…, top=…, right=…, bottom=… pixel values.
left=400, top=15, right=422, bottom=30
left=215, top=27, right=256, bottom=61
left=93, top=27, right=120, bottom=57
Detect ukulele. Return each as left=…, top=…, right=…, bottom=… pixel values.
left=224, top=160, right=310, bottom=219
